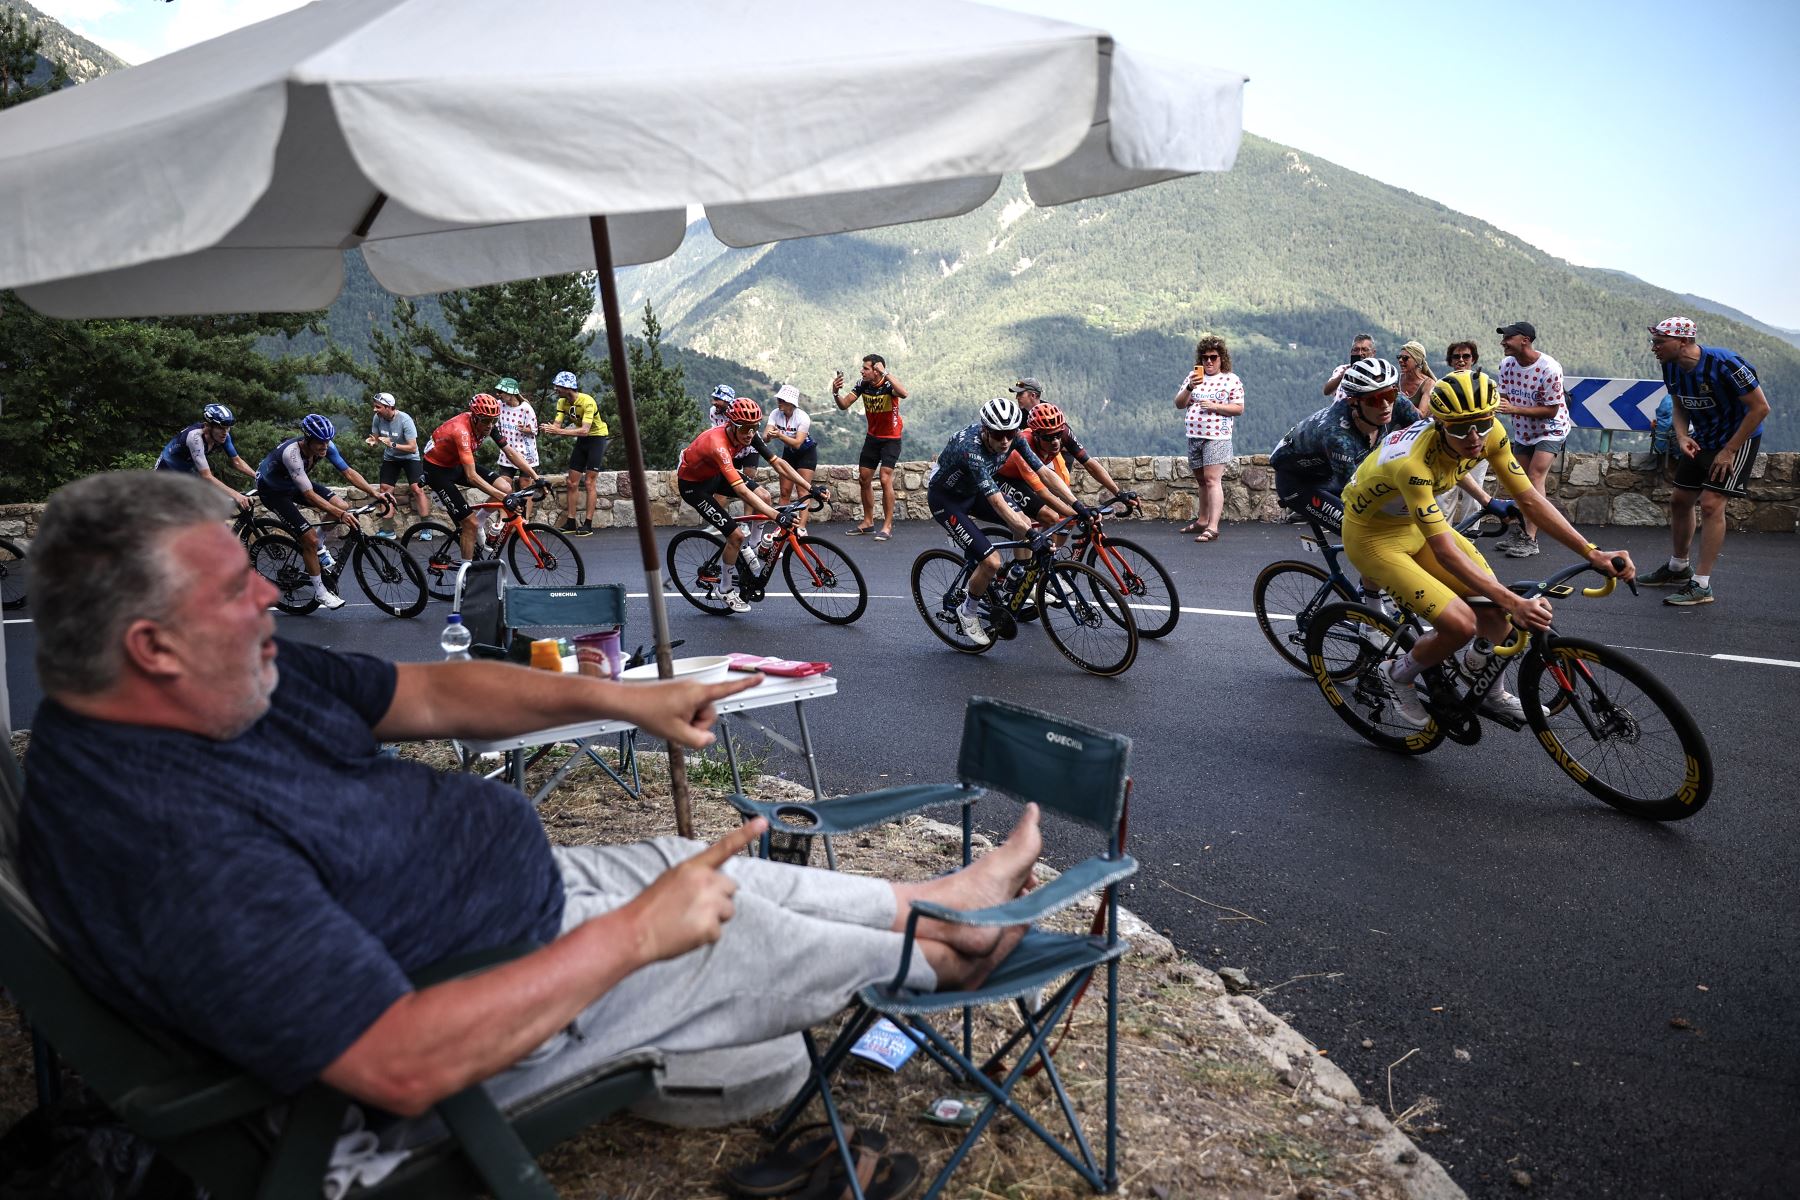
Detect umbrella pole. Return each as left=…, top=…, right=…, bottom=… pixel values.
left=590, top=215, right=693, bottom=839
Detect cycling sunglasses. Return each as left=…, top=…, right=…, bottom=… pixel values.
left=1443, top=418, right=1495, bottom=439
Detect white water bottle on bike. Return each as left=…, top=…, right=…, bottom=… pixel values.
left=440, top=612, right=472, bottom=660
left=318, top=547, right=336, bottom=571
left=739, top=545, right=762, bottom=575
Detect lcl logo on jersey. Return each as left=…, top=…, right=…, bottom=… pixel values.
left=1046, top=731, right=1084, bottom=751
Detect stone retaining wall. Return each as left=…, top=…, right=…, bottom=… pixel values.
left=3, top=452, right=1794, bottom=538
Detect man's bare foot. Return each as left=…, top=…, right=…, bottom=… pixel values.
left=924, top=921, right=1029, bottom=991
left=892, top=804, right=1042, bottom=956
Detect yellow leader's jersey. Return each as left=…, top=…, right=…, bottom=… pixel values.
left=1341, top=418, right=1529, bottom=534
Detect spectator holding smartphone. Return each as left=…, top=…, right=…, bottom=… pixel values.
left=834, top=354, right=907, bottom=540
left=1174, top=334, right=1244, bottom=543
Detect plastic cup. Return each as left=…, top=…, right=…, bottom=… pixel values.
left=574, top=630, right=623, bottom=680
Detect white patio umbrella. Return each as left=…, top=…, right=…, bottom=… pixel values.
left=0, top=0, right=1245, bottom=828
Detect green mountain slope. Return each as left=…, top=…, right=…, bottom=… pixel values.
left=621, top=135, right=1796, bottom=455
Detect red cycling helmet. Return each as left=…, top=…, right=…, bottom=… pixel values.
left=726, top=397, right=763, bottom=425
left=470, top=393, right=501, bottom=418
left=1027, top=402, right=1067, bottom=434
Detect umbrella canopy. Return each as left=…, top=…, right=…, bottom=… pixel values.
left=0, top=0, right=1245, bottom=826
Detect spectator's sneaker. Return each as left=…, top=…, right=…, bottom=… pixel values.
left=955, top=607, right=992, bottom=646
left=1503, top=534, right=1541, bottom=558
left=581, top=519, right=595, bottom=534
left=374, top=528, right=397, bottom=540
left=560, top=517, right=579, bottom=532
left=1372, top=661, right=1431, bottom=730
left=315, top=590, right=346, bottom=611
left=1479, top=684, right=1526, bottom=723
left=720, top=588, right=752, bottom=613
left=415, top=529, right=435, bottom=542
left=1491, top=527, right=1522, bottom=555
left=1664, top=581, right=1715, bottom=607
left=1641, top=562, right=1693, bottom=588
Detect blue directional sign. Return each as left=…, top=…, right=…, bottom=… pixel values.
left=1565, top=377, right=1667, bottom=431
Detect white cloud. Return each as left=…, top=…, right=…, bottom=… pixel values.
left=145, top=0, right=313, bottom=59
left=29, top=0, right=126, bottom=23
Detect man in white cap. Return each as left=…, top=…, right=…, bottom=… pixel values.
left=1641, top=317, right=1770, bottom=605
left=764, top=383, right=819, bottom=530
left=366, top=392, right=431, bottom=539
left=543, top=371, right=609, bottom=535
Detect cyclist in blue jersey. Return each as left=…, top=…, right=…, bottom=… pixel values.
left=255, top=414, right=391, bottom=610
left=1270, top=358, right=1509, bottom=533
left=1642, top=317, right=1771, bottom=606
left=155, top=404, right=258, bottom=511
left=927, top=396, right=1089, bottom=646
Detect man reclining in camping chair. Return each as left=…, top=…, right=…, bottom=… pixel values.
left=15, top=474, right=1041, bottom=1151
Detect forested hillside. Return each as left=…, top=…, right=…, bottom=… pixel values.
left=6, top=0, right=126, bottom=80
left=619, top=135, right=1797, bottom=457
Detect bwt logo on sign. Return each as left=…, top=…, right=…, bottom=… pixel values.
left=1046, top=731, right=1084, bottom=751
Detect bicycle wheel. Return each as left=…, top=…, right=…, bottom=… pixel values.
left=352, top=539, right=428, bottom=618
left=1519, top=637, right=1713, bottom=820
left=507, top=522, right=586, bottom=588
left=1084, top=536, right=1179, bottom=639
left=666, top=529, right=735, bottom=615
left=0, top=537, right=26, bottom=610
left=910, top=548, right=994, bottom=654
left=1037, top=561, right=1138, bottom=676
left=401, top=521, right=465, bottom=600
left=1304, top=602, right=1444, bottom=754
left=1253, top=559, right=1357, bottom=674
left=251, top=537, right=321, bottom=615
left=782, top=535, right=868, bottom=624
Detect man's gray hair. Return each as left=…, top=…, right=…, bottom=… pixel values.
left=33, top=472, right=232, bottom=696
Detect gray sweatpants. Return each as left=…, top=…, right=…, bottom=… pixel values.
left=471, top=838, right=936, bottom=1115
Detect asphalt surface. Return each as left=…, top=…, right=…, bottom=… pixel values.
left=5, top=519, right=1798, bottom=1197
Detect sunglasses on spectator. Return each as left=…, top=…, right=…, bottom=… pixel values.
left=1443, top=418, right=1495, bottom=439
left=1448, top=352, right=1475, bottom=361
left=1199, top=354, right=1221, bottom=362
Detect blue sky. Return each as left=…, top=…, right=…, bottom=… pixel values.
left=34, top=0, right=1800, bottom=329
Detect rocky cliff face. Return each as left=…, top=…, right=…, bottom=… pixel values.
left=9, top=0, right=130, bottom=82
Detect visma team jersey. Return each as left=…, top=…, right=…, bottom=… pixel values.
left=1340, top=419, right=1527, bottom=534
left=1269, top=397, right=1424, bottom=492
left=930, top=424, right=1043, bottom=500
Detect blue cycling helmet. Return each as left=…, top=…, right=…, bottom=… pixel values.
left=710, top=384, right=736, bottom=403
left=300, top=413, right=336, bottom=442
left=202, top=403, right=235, bottom=426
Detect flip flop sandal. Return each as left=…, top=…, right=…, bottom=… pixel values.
left=1194, top=528, right=1219, bottom=542
left=724, top=1126, right=889, bottom=1198
left=797, top=1148, right=921, bottom=1200
left=846, top=525, right=875, bottom=536
left=872, top=530, right=892, bottom=541
left=1179, top=518, right=1205, bottom=534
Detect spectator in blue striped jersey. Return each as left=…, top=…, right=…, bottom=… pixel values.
left=1641, top=317, right=1771, bottom=606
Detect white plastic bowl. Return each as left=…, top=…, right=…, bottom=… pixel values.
left=619, top=654, right=733, bottom=685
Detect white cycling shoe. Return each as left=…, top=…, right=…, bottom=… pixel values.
left=315, top=590, right=346, bottom=611
left=1373, top=660, right=1431, bottom=730
left=955, top=607, right=992, bottom=646
left=720, top=588, right=752, bottom=613
left=1480, top=686, right=1525, bottom=722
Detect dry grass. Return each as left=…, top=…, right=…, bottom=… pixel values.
left=6, top=733, right=1414, bottom=1199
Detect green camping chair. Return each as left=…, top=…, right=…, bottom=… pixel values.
left=731, top=697, right=1136, bottom=1199
left=0, top=792, right=660, bottom=1199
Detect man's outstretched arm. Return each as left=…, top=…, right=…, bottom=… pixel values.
left=320, top=820, right=766, bottom=1116
left=375, top=664, right=762, bottom=746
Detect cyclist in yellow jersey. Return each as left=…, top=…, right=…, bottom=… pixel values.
left=544, top=370, right=610, bottom=534
left=1340, top=370, right=1635, bottom=728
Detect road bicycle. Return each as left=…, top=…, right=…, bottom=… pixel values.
left=666, top=496, right=868, bottom=624
left=913, top=509, right=1139, bottom=676
left=252, top=500, right=428, bottom=618
left=0, top=536, right=25, bottom=611
left=401, top=483, right=585, bottom=601
left=983, top=495, right=1179, bottom=639
left=1303, top=556, right=1713, bottom=821
left=1254, top=505, right=1501, bottom=673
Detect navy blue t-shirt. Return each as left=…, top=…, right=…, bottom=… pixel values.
left=19, top=640, right=565, bottom=1093
left=1662, top=346, right=1765, bottom=450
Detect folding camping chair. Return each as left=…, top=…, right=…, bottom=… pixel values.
left=731, top=698, right=1136, bottom=1198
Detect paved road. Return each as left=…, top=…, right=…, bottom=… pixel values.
left=6, top=520, right=1798, bottom=1197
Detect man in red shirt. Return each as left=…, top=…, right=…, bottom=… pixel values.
left=832, top=354, right=908, bottom=540
left=676, top=398, right=819, bottom=612
left=422, top=393, right=539, bottom=563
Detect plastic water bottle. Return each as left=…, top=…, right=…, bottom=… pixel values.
left=317, top=547, right=336, bottom=571
left=440, top=612, right=472, bottom=660
left=739, top=545, right=762, bottom=575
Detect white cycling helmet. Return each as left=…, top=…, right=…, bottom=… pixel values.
left=978, top=395, right=1023, bottom=432
left=552, top=370, right=579, bottom=389
left=1340, top=357, right=1401, bottom=396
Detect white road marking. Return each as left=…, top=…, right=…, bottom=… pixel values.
left=1713, top=653, right=1800, bottom=670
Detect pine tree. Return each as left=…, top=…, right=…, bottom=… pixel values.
left=620, top=302, right=700, bottom=470
left=0, top=4, right=69, bottom=111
